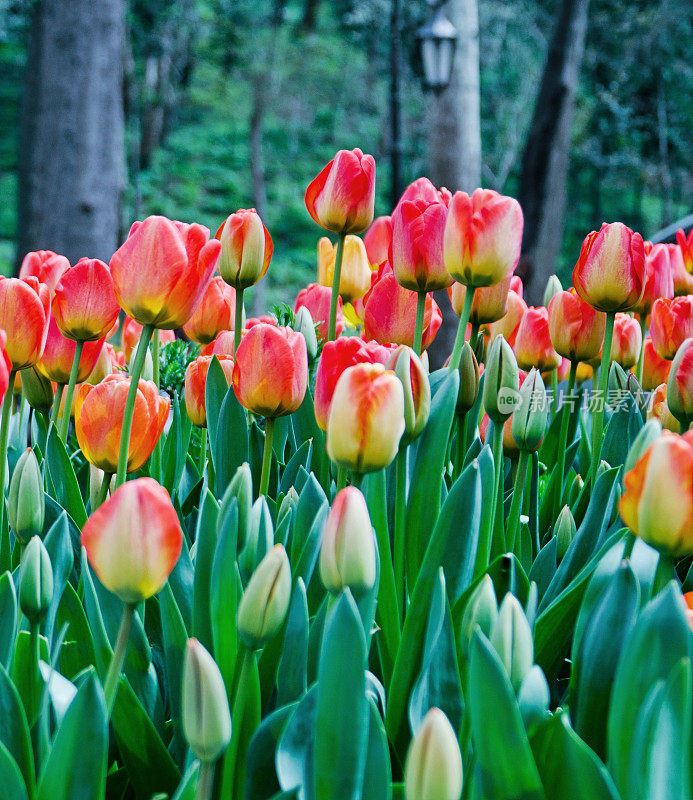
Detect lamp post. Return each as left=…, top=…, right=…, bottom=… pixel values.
left=417, top=1, right=458, bottom=94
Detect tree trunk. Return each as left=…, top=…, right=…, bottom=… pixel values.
left=516, top=0, right=590, bottom=304
left=427, top=0, right=481, bottom=368
left=249, top=74, right=270, bottom=316
left=17, top=0, right=126, bottom=267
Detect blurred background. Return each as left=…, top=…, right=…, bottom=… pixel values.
left=0, top=0, right=692, bottom=311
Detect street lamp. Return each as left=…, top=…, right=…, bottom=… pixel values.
left=418, top=2, right=458, bottom=93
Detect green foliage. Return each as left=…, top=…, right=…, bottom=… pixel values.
left=158, top=339, right=199, bottom=398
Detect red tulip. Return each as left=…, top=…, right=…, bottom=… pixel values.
left=110, top=215, right=221, bottom=329
left=313, top=337, right=395, bottom=430
left=215, top=208, right=273, bottom=289
left=572, top=222, right=646, bottom=312
left=81, top=477, right=183, bottom=603
left=395, top=177, right=451, bottom=211
left=676, top=228, right=693, bottom=275
left=391, top=198, right=451, bottom=292
left=233, top=324, right=308, bottom=417
left=120, top=316, right=175, bottom=361
left=19, top=250, right=69, bottom=296
left=609, top=313, right=642, bottom=370
left=670, top=243, right=693, bottom=296
left=244, top=315, right=277, bottom=330
left=647, top=383, right=680, bottom=433
left=640, top=336, right=671, bottom=391
left=548, top=288, right=606, bottom=363
left=200, top=330, right=236, bottom=358
left=305, top=148, right=376, bottom=234
left=668, top=338, right=693, bottom=423
left=294, top=283, right=343, bottom=343
left=0, top=331, right=12, bottom=404
left=449, top=274, right=511, bottom=326
left=363, top=216, right=392, bottom=266
left=0, top=276, right=51, bottom=370
left=182, top=276, right=236, bottom=344
left=485, top=288, right=527, bottom=348
left=650, top=296, right=693, bottom=360
left=185, top=354, right=234, bottom=427
left=52, top=258, right=120, bottom=342
left=37, top=316, right=104, bottom=383
left=633, top=243, right=673, bottom=316
left=443, top=189, right=523, bottom=287
left=75, top=374, right=169, bottom=473
left=513, top=306, right=561, bottom=372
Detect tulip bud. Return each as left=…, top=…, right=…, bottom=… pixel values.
left=293, top=306, right=318, bottom=360
left=8, top=448, right=45, bottom=544
left=459, top=574, right=498, bottom=658
left=182, top=638, right=232, bottom=762
left=667, top=338, right=693, bottom=426
left=456, top=342, right=479, bottom=414
left=129, top=344, right=153, bottom=382
left=404, top=708, right=463, bottom=800
left=489, top=593, right=533, bottom=691
left=542, top=274, right=562, bottom=307
left=624, top=419, right=662, bottom=477
left=319, top=487, right=376, bottom=597
left=225, top=462, right=253, bottom=550
left=277, top=486, right=299, bottom=525
left=21, top=367, right=53, bottom=413
left=569, top=474, right=584, bottom=505
left=239, top=497, right=274, bottom=582
left=517, top=665, right=550, bottom=732
left=317, top=235, right=372, bottom=302
left=483, top=335, right=520, bottom=425
left=386, top=346, right=431, bottom=442
left=237, top=544, right=291, bottom=649
left=511, top=369, right=547, bottom=452
left=608, top=362, right=628, bottom=404
left=216, top=209, right=273, bottom=290
left=596, top=459, right=611, bottom=480
left=19, top=536, right=53, bottom=622
left=555, top=505, right=576, bottom=562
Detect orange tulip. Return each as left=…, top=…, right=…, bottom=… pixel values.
left=548, top=288, right=606, bottom=363
left=326, top=362, right=405, bottom=472
left=233, top=324, right=308, bottom=417
left=0, top=276, right=51, bottom=370
left=392, top=197, right=451, bottom=292
left=443, top=189, right=523, bottom=287
left=449, top=274, right=512, bottom=326
left=668, top=338, right=693, bottom=423
left=609, top=313, right=642, bottom=370
left=485, top=287, right=527, bottom=348
left=200, top=329, right=236, bottom=358
left=305, top=148, right=376, bottom=234
left=19, top=250, right=69, bottom=296
left=676, top=228, right=693, bottom=274
left=619, top=430, right=693, bottom=556
left=120, top=316, right=175, bottom=361
left=572, top=222, right=645, bottom=312
left=75, top=374, right=169, bottom=473
left=37, top=315, right=104, bottom=384
left=215, top=208, right=273, bottom=290
left=646, top=383, right=680, bottom=433
left=670, top=243, right=693, bottom=296
left=683, top=592, right=693, bottom=632
left=295, top=283, right=343, bottom=343
left=634, top=243, right=673, bottom=316
left=639, top=336, right=671, bottom=391
left=182, top=276, right=236, bottom=344
left=363, top=216, right=392, bottom=266
left=185, top=355, right=234, bottom=427
left=81, top=477, right=183, bottom=603
left=650, top=296, right=693, bottom=360
left=513, top=306, right=561, bottom=372
left=317, top=235, right=371, bottom=302
left=110, top=215, right=221, bottom=329
left=0, top=331, right=12, bottom=405
left=52, top=257, right=120, bottom=342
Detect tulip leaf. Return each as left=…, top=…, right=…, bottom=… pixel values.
left=362, top=697, right=392, bottom=800
left=45, top=427, right=87, bottom=527
left=529, top=538, right=558, bottom=600
left=161, top=392, right=187, bottom=494
left=471, top=444, right=497, bottom=579
left=467, top=630, right=545, bottom=800
left=601, top=394, right=643, bottom=470
left=54, top=581, right=97, bottom=679
left=0, top=665, right=35, bottom=800
left=42, top=510, right=74, bottom=645
left=37, top=670, right=107, bottom=800
left=192, top=489, right=220, bottom=652
left=159, top=582, right=188, bottom=744
left=276, top=685, right=317, bottom=797
left=313, top=590, right=368, bottom=800
left=214, top=385, right=249, bottom=496
left=293, top=500, right=328, bottom=613
left=0, top=740, right=28, bottom=800
left=279, top=441, right=313, bottom=498
left=291, top=472, right=327, bottom=567
left=210, top=498, right=240, bottom=693
left=11, top=631, right=48, bottom=725
left=291, top=389, right=328, bottom=490
left=246, top=702, right=297, bottom=800
left=170, top=762, right=200, bottom=800
left=0, top=571, right=17, bottom=669
left=277, top=578, right=309, bottom=707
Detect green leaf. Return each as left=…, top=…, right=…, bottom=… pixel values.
left=214, top=386, right=249, bottom=496
left=45, top=427, right=87, bottom=527
left=0, top=571, right=17, bottom=669
left=170, top=762, right=200, bottom=800
left=159, top=582, right=188, bottom=742
left=276, top=686, right=317, bottom=797
left=0, top=665, right=35, bottom=800
left=601, top=395, right=643, bottom=470
left=280, top=441, right=313, bottom=497
left=54, top=581, right=97, bottom=680
left=42, top=511, right=74, bottom=645
left=246, top=703, right=297, bottom=800
left=192, top=489, right=220, bottom=651
left=277, top=579, right=309, bottom=707
left=362, top=698, right=392, bottom=800
left=210, top=498, right=240, bottom=692
left=0, top=740, right=28, bottom=800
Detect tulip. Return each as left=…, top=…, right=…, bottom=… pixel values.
left=294, top=283, right=343, bottom=343
left=455, top=341, right=479, bottom=414
left=237, top=544, right=292, bottom=649
left=396, top=177, right=451, bottom=210
left=543, top=274, right=563, bottom=307
left=182, top=275, right=236, bottom=345
left=392, top=197, right=451, bottom=295
left=670, top=243, right=693, bottom=296
left=485, top=287, right=527, bottom=348
left=293, top=306, right=318, bottom=360
left=0, top=276, right=51, bottom=370
left=650, top=296, right=693, bottom=360
left=647, top=383, right=680, bottom=433
left=634, top=243, right=673, bottom=316
left=548, top=289, right=606, bottom=363
left=609, top=313, right=642, bottom=370
left=37, top=316, right=104, bottom=386
left=319, top=487, right=376, bottom=597
left=667, top=338, right=693, bottom=427
left=619, top=430, right=693, bottom=556
left=185, top=355, right=234, bottom=428
left=9, top=447, right=44, bottom=545
left=449, top=273, right=512, bottom=333
left=460, top=575, right=498, bottom=658
left=404, top=708, right=463, bottom=800
left=87, top=342, right=120, bottom=386
left=200, top=329, right=236, bottom=359
left=52, top=258, right=120, bottom=342
left=21, top=366, right=53, bottom=414
left=386, top=345, right=431, bottom=442
left=483, top=335, right=520, bottom=425
left=216, top=208, right=273, bottom=291
left=363, top=267, right=442, bottom=351
left=19, top=250, right=69, bottom=295
left=317, top=235, right=371, bottom=303
left=182, top=639, right=232, bottom=763
left=75, top=374, right=169, bottom=476
left=244, top=314, right=277, bottom=330
left=313, top=336, right=394, bottom=431
left=326, top=362, right=405, bottom=473
left=555, top=504, right=577, bottom=561
left=677, top=228, right=693, bottom=274
left=684, top=592, right=693, bottom=632
left=119, top=315, right=174, bottom=361
left=639, top=336, right=671, bottom=391
left=490, top=593, right=534, bottom=690
left=363, top=215, right=392, bottom=266
left=513, top=306, right=561, bottom=372
left=18, top=536, right=53, bottom=622
left=572, top=222, right=646, bottom=312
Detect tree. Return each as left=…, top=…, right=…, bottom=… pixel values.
left=16, top=0, right=126, bottom=266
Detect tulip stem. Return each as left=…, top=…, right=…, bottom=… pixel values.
left=413, top=291, right=426, bottom=356
left=0, top=370, right=16, bottom=548
left=29, top=620, right=40, bottom=723
left=553, top=361, right=578, bottom=522
left=490, top=420, right=505, bottom=554
left=550, top=367, right=558, bottom=418
left=151, top=330, right=161, bottom=480
left=328, top=232, right=346, bottom=341
left=394, top=446, right=408, bottom=619
left=95, top=472, right=112, bottom=511
left=455, top=412, right=468, bottom=479
left=336, top=465, right=347, bottom=492
left=635, top=313, right=647, bottom=383
left=115, top=323, right=154, bottom=487
left=234, top=288, right=245, bottom=354
left=59, top=340, right=84, bottom=443
left=199, top=428, right=207, bottom=478
left=50, top=383, right=64, bottom=428
left=469, top=322, right=480, bottom=353
left=506, top=449, right=529, bottom=553
left=590, top=311, right=615, bottom=484
left=104, top=602, right=135, bottom=718
left=195, top=761, right=215, bottom=800
left=259, top=418, right=275, bottom=497
left=449, top=287, right=475, bottom=371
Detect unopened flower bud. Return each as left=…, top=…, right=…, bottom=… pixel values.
left=21, top=366, right=53, bottom=413
left=182, top=638, right=232, bottom=762
left=456, top=342, right=479, bottom=414
left=9, top=448, right=44, bottom=544
left=517, top=665, right=550, bottom=731
left=277, top=486, right=299, bottom=525
left=386, top=346, right=431, bottom=442
left=293, top=306, right=318, bottom=360
left=129, top=344, right=153, bottom=382
left=511, top=369, right=547, bottom=452
left=239, top=497, right=274, bottom=582
left=667, top=337, right=693, bottom=425
left=483, top=334, right=520, bottom=424
left=319, top=487, right=376, bottom=597
left=596, top=459, right=611, bottom=480
left=568, top=474, right=584, bottom=505
left=19, top=536, right=53, bottom=622
left=555, top=505, right=576, bottom=561
left=542, top=274, right=563, bottom=307
left=608, top=361, right=628, bottom=400
left=237, top=544, right=291, bottom=649
left=405, top=708, right=463, bottom=800
left=626, top=372, right=647, bottom=417
left=490, top=593, right=533, bottom=691
left=460, top=574, right=498, bottom=658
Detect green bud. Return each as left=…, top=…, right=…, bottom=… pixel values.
left=19, top=536, right=53, bottom=622
left=568, top=473, right=584, bottom=506
left=456, top=342, right=479, bottom=414
left=293, top=306, right=318, bottom=360
left=596, top=459, right=611, bottom=480
left=386, top=346, right=431, bottom=442
left=667, top=338, right=693, bottom=425
left=511, top=369, right=547, bottom=452
left=237, top=544, right=291, bottom=649
left=21, top=367, right=53, bottom=413
left=483, top=335, right=520, bottom=424
left=89, top=464, right=114, bottom=510
left=9, top=448, right=44, bottom=544
left=460, top=574, right=498, bottom=659
left=608, top=362, right=628, bottom=403
left=405, top=708, right=463, bottom=800
left=626, top=372, right=648, bottom=419
left=221, top=462, right=253, bottom=550
left=129, top=345, right=153, bottom=382
left=555, top=505, right=576, bottom=562
left=182, top=638, right=232, bottom=762
left=542, top=274, right=563, bottom=307
left=239, top=496, right=274, bottom=582
left=517, top=665, right=550, bottom=732
left=490, top=593, right=533, bottom=691
left=277, top=486, right=299, bottom=526
left=624, top=419, right=662, bottom=477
